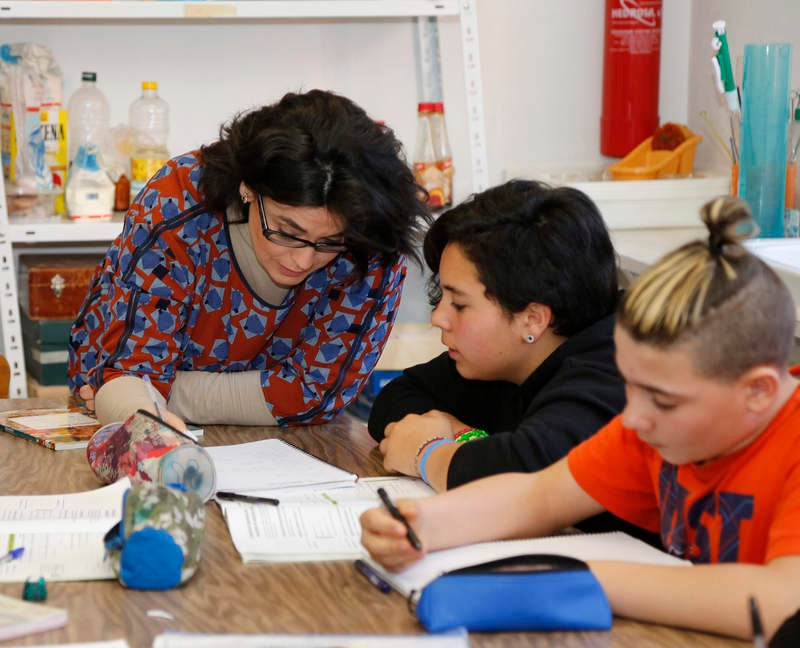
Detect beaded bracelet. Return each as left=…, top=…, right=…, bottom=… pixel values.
left=413, top=435, right=446, bottom=476
left=419, top=438, right=455, bottom=486
left=455, top=427, right=489, bottom=443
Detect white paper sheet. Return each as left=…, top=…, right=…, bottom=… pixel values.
left=218, top=477, right=433, bottom=562
left=206, top=439, right=358, bottom=493
left=0, top=479, right=128, bottom=583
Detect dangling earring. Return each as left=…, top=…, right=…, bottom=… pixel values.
left=525, top=334, right=536, bottom=344
left=241, top=193, right=249, bottom=203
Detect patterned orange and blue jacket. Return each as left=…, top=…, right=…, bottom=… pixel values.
left=68, top=151, right=406, bottom=425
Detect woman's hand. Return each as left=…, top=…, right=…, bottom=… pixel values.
left=360, top=498, right=426, bottom=572
left=79, top=384, right=96, bottom=412
left=379, top=410, right=456, bottom=477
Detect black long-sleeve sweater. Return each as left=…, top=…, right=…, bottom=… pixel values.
left=369, top=313, right=625, bottom=486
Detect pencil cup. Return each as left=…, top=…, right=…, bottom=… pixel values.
left=738, top=42, right=792, bottom=237
left=86, top=409, right=217, bottom=502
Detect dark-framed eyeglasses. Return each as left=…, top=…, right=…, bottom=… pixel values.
left=256, top=194, right=347, bottom=254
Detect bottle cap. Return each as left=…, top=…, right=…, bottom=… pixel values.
left=81, top=71, right=97, bottom=83
left=431, top=102, right=444, bottom=112
left=142, top=81, right=158, bottom=91
left=417, top=102, right=435, bottom=113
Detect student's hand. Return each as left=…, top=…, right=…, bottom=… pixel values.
left=380, top=410, right=454, bottom=477
left=360, top=499, right=425, bottom=571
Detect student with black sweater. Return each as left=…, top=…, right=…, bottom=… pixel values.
left=369, top=179, right=624, bottom=493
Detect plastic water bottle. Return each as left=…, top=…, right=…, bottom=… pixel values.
left=66, top=71, right=110, bottom=170
left=129, top=80, right=170, bottom=199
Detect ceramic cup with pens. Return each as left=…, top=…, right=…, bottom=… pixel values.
left=86, top=409, right=217, bottom=502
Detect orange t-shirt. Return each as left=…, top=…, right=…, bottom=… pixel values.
left=568, top=371, right=800, bottom=564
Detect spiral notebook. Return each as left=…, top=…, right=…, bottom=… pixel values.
left=365, top=530, right=691, bottom=598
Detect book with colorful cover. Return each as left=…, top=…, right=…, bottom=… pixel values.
left=0, top=407, right=101, bottom=450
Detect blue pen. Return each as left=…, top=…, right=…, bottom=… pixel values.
left=354, top=558, right=392, bottom=594
left=0, top=547, right=24, bottom=564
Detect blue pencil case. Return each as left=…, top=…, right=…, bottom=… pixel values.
left=412, top=554, right=612, bottom=633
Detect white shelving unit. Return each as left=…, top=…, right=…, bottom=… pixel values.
left=0, top=0, right=488, bottom=398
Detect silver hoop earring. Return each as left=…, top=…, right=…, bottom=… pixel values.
left=525, top=334, right=536, bottom=344
left=241, top=193, right=248, bottom=203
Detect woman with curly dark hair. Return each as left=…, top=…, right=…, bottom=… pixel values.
left=69, top=89, right=430, bottom=430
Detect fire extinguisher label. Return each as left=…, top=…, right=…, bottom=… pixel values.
left=607, top=0, right=662, bottom=54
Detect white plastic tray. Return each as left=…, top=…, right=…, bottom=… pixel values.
left=504, top=165, right=731, bottom=230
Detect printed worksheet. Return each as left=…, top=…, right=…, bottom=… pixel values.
left=218, top=476, right=434, bottom=562
left=0, top=479, right=128, bottom=582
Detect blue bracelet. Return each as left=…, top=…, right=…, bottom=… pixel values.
left=418, top=439, right=455, bottom=486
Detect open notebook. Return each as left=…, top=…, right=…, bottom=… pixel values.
left=365, top=531, right=690, bottom=598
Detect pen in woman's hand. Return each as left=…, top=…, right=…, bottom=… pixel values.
left=142, top=374, right=165, bottom=420
left=376, top=487, right=422, bottom=551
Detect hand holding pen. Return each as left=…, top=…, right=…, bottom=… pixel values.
left=376, top=487, right=423, bottom=551
left=142, top=375, right=198, bottom=443
left=750, top=596, right=767, bottom=648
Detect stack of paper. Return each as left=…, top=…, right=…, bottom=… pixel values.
left=206, top=439, right=434, bottom=562
left=206, top=439, right=358, bottom=494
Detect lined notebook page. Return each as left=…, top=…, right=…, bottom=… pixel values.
left=370, top=531, right=689, bottom=597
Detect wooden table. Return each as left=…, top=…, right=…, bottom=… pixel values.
left=0, top=398, right=748, bottom=648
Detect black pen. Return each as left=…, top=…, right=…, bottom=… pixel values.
left=354, top=558, right=392, bottom=594
left=376, top=487, right=422, bottom=551
left=749, top=595, right=767, bottom=648
left=216, top=491, right=280, bottom=506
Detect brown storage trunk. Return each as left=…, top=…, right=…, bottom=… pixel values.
left=18, top=254, right=102, bottom=319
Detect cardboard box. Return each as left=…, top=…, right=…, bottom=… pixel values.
left=18, top=254, right=101, bottom=319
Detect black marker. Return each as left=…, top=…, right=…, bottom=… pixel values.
left=376, top=487, right=422, bottom=551
left=216, top=491, right=280, bottom=506
left=354, top=558, right=392, bottom=594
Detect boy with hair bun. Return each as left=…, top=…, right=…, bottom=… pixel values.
left=360, top=195, right=800, bottom=640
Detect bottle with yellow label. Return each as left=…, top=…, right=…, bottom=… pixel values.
left=129, top=81, right=169, bottom=201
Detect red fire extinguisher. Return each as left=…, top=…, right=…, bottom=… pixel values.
left=600, top=0, right=663, bottom=157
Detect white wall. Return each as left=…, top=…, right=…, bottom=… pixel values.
left=0, top=0, right=698, bottom=323
left=689, top=0, right=800, bottom=172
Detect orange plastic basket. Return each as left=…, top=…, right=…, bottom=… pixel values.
left=607, top=125, right=702, bottom=180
